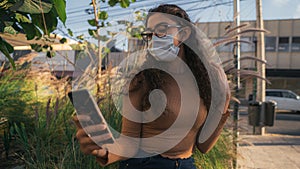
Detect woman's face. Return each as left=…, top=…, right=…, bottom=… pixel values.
left=146, top=13, right=182, bottom=46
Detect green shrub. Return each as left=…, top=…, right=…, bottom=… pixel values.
left=194, top=130, right=234, bottom=169
left=0, top=70, right=34, bottom=130
left=0, top=69, right=35, bottom=163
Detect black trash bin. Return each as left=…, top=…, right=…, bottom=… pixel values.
left=263, top=101, right=277, bottom=126
left=248, top=101, right=262, bottom=126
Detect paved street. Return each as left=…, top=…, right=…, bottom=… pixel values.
left=237, top=134, right=300, bottom=169
left=266, top=113, right=300, bottom=135
left=236, top=106, right=300, bottom=169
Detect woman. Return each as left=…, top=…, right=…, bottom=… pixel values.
left=74, top=4, right=230, bottom=169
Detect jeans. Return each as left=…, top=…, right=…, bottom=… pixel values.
left=119, top=155, right=196, bottom=169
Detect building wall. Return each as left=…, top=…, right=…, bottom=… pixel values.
left=197, top=19, right=300, bottom=98
left=197, top=19, right=300, bottom=70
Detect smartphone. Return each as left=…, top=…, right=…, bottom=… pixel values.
left=68, top=89, right=115, bottom=145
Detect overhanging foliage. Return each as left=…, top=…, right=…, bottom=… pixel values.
left=0, top=0, right=66, bottom=68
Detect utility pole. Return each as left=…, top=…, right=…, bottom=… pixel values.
left=233, top=0, right=240, bottom=168
left=255, top=0, right=266, bottom=135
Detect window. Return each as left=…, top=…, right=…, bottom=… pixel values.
left=265, top=37, right=276, bottom=51
left=278, top=37, right=289, bottom=52
left=240, top=37, right=254, bottom=52
left=266, top=91, right=282, bottom=97
left=291, top=37, right=300, bottom=51
left=282, top=92, right=296, bottom=99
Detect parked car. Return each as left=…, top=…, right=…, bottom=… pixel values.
left=266, top=89, right=300, bottom=112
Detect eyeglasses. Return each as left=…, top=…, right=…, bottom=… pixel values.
left=141, top=23, right=182, bottom=42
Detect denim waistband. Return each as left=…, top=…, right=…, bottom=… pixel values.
left=119, top=154, right=196, bottom=169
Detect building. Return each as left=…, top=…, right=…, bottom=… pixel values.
left=0, top=33, right=79, bottom=78
left=197, top=18, right=300, bottom=97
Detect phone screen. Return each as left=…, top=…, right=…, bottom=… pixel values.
left=68, top=89, right=114, bottom=145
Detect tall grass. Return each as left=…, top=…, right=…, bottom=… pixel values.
left=0, top=65, right=121, bottom=169
left=0, top=68, right=35, bottom=165
left=194, top=130, right=234, bottom=169
left=13, top=98, right=103, bottom=169
left=0, top=69, right=33, bottom=129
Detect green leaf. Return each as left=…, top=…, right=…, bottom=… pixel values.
left=67, top=28, right=73, bottom=36
left=30, top=43, right=43, bottom=52
left=98, top=11, right=108, bottom=20
left=42, top=44, right=49, bottom=49
left=59, top=38, right=67, bottom=44
left=20, top=23, right=41, bottom=40
left=0, top=37, right=14, bottom=53
left=0, top=0, right=13, bottom=10
left=88, top=19, right=97, bottom=27
left=108, top=0, right=117, bottom=7
left=120, top=0, right=130, bottom=8
left=4, top=26, right=17, bottom=34
left=10, top=0, right=53, bottom=14
left=76, top=34, right=84, bottom=40
left=0, top=37, right=15, bottom=68
left=46, top=51, right=55, bottom=58
left=53, top=0, right=66, bottom=24
left=88, top=29, right=97, bottom=36
left=15, top=13, right=31, bottom=23
left=131, top=0, right=136, bottom=2
left=0, top=21, right=5, bottom=32
left=31, top=7, right=58, bottom=35
left=103, top=47, right=110, bottom=54
left=100, top=21, right=105, bottom=27
left=4, top=21, right=14, bottom=27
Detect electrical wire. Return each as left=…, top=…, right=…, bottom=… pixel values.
left=67, top=0, right=213, bottom=26
left=65, top=0, right=251, bottom=42
left=67, top=0, right=207, bottom=20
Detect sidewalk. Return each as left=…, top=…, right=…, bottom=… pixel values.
left=237, top=134, right=300, bottom=169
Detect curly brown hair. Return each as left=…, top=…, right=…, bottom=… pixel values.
left=138, top=4, right=212, bottom=111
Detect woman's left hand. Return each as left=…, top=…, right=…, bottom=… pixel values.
left=73, top=115, right=109, bottom=158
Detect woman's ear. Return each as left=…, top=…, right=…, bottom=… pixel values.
left=178, top=27, right=191, bottom=42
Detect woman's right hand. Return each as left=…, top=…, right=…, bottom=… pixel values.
left=73, top=115, right=109, bottom=158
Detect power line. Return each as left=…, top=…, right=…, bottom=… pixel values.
left=67, top=0, right=206, bottom=20
left=186, top=0, right=248, bottom=22
left=69, top=2, right=214, bottom=33
left=187, top=1, right=233, bottom=12
left=65, top=0, right=251, bottom=41
left=67, top=0, right=152, bottom=17
left=67, top=0, right=214, bottom=25
left=67, top=0, right=174, bottom=24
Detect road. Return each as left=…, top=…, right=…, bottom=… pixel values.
left=238, top=107, right=300, bottom=136
left=266, top=112, right=300, bottom=136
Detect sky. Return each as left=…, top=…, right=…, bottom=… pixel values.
left=63, top=0, right=300, bottom=46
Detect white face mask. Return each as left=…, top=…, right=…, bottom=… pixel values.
left=148, top=35, right=180, bottom=62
